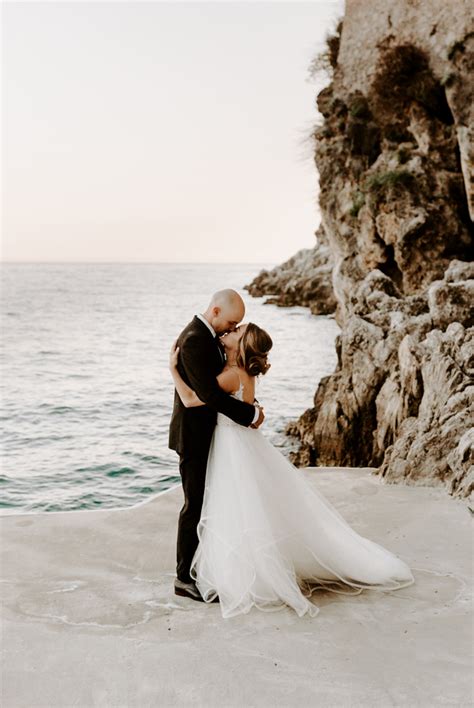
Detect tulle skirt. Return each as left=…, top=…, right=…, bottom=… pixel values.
left=190, top=416, right=415, bottom=619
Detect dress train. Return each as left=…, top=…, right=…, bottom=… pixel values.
left=190, top=385, right=415, bottom=618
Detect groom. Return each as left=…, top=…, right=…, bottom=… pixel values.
left=168, top=289, right=265, bottom=602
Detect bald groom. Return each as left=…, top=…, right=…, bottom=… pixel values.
left=168, top=290, right=265, bottom=601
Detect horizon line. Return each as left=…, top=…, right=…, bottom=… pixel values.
left=0, top=260, right=278, bottom=265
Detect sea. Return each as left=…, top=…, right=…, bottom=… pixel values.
left=0, top=263, right=340, bottom=514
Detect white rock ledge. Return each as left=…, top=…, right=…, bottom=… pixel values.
left=1, top=467, right=472, bottom=707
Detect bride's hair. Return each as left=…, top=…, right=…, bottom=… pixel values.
left=236, top=322, right=273, bottom=377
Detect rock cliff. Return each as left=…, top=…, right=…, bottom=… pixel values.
left=248, top=0, right=474, bottom=500
left=244, top=226, right=337, bottom=315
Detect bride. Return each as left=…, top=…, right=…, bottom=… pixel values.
left=169, top=322, right=415, bottom=619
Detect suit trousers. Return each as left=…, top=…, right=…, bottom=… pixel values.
left=176, top=447, right=210, bottom=583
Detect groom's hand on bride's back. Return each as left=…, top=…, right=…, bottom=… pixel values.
left=250, top=405, right=265, bottom=429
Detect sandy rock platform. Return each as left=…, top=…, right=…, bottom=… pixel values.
left=1, top=467, right=472, bottom=707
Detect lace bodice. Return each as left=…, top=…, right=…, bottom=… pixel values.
left=231, top=381, right=244, bottom=401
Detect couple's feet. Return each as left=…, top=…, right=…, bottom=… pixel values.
left=174, top=577, right=220, bottom=603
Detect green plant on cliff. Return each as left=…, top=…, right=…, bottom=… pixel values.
left=349, top=190, right=366, bottom=217
left=365, top=170, right=414, bottom=192
left=349, top=170, right=413, bottom=216
left=362, top=170, right=416, bottom=210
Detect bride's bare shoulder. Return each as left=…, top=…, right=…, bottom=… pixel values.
left=216, top=367, right=241, bottom=393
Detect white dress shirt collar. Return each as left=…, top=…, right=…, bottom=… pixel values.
left=196, top=313, right=216, bottom=338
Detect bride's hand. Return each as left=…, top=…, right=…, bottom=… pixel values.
left=169, top=339, right=180, bottom=369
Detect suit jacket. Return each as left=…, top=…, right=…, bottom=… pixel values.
left=168, top=315, right=257, bottom=455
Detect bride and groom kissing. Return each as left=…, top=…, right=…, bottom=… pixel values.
left=168, top=289, right=415, bottom=619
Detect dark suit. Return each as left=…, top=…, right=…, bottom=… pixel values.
left=169, top=315, right=256, bottom=583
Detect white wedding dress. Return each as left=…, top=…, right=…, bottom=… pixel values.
left=189, top=383, right=415, bottom=619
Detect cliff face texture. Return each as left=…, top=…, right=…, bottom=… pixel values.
left=258, top=0, right=474, bottom=500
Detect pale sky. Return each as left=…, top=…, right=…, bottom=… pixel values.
left=2, top=0, right=344, bottom=263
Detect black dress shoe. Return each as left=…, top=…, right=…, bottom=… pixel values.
left=174, top=578, right=220, bottom=603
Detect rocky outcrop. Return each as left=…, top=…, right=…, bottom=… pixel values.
left=253, top=0, right=474, bottom=501
left=244, top=228, right=337, bottom=315
left=287, top=261, right=473, bottom=499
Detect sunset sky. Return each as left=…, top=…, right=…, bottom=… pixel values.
left=2, top=0, right=344, bottom=263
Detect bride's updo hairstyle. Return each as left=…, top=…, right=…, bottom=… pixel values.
left=236, top=322, right=273, bottom=377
